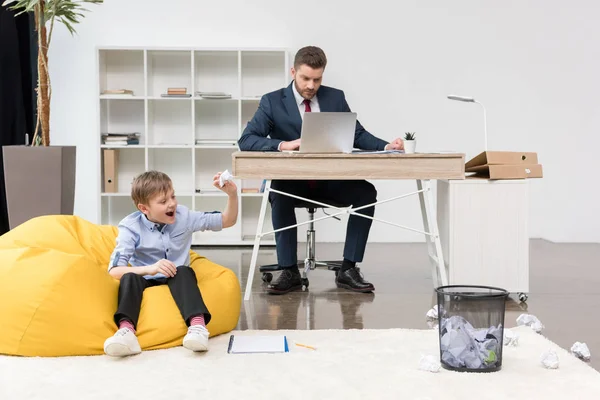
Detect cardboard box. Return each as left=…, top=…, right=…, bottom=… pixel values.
left=465, top=151, right=543, bottom=180
left=103, top=149, right=119, bottom=192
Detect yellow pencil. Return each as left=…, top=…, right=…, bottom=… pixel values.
left=295, top=342, right=317, bottom=350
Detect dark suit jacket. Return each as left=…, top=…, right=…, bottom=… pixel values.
left=238, top=82, right=388, bottom=152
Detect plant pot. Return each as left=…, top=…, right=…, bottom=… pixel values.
left=2, top=145, right=76, bottom=229
left=404, top=140, right=417, bottom=154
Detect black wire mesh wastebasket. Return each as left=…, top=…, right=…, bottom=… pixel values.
left=435, top=285, right=509, bottom=373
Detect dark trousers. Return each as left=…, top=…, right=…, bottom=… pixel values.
left=114, top=266, right=211, bottom=329
left=269, top=179, right=377, bottom=267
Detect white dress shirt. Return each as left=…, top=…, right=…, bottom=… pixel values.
left=292, top=81, right=320, bottom=118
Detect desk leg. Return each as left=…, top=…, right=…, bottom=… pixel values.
left=417, top=179, right=448, bottom=287
left=244, top=180, right=272, bottom=302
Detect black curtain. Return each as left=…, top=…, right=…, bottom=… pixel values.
left=0, top=5, right=37, bottom=235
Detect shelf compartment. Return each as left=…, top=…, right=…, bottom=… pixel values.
left=242, top=196, right=274, bottom=242
left=195, top=99, right=238, bottom=142
left=101, top=196, right=138, bottom=226
left=147, top=50, right=192, bottom=97
left=194, top=147, right=237, bottom=193
left=101, top=147, right=145, bottom=195
left=194, top=51, right=239, bottom=98
left=241, top=99, right=261, bottom=131
left=147, top=99, right=192, bottom=146
left=241, top=51, right=286, bottom=98
left=99, top=49, right=145, bottom=97
left=100, top=99, right=145, bottom=145
left=148, top=148, right=193, bottom=193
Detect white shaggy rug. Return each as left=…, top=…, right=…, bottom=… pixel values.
left=1, top=326, right=599, bottom=400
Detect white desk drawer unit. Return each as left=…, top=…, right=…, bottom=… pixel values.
left=437, top=178, right=529, bottom=302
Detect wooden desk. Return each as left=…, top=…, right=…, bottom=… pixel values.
left=232, top=151, right=465, bottom=180
left=231, top=151, right=465, bottom=301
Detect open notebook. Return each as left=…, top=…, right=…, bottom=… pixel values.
left=227, top=335, right=289, bottom=354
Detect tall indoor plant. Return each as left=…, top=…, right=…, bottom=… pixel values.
left=2, top=0, right=102, bottom=229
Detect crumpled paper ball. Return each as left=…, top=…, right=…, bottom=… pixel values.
left=219, top=170, right=233, bottom=187
left=504, top=329, right=519, bottom=347
left=571, top=342, right=591, bottom=361
left=541, top=350, right=559, bottom=369
left=517, top=313, right=544, bottom=333
left=419, top=355, right=441, bottom=373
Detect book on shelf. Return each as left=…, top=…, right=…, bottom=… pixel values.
left=167, top=87, right=187, bottom=94
left=101, top=89, right=134, bottom=95
left=160, top=93, right=192, bottom=98
left=195, top=139, right=237, bottom=145
left=102, top=132, right=140, bottom=146
left=195, top=91, right=232, bottom=99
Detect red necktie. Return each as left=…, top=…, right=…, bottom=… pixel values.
left=303, top=99, right=317, bottom=190
left=303, top=99, right=312, bottom=113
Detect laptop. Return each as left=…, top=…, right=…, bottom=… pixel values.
left=298, top=112, right=356, bottom=153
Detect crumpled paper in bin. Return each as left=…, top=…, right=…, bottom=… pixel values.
left=439, top=316, right=502, bottom=369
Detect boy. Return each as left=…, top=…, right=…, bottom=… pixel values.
left=103, top=170, right=238, bottom=357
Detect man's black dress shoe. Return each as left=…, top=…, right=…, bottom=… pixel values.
left=266, top=268, right=302, bottom=295
left=335, top=267, right=375, bottom=293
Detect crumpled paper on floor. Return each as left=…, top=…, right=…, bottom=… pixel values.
left=418, top=355, right=441, bottom=373
left=504, top=329, right=519, bottom=347
left=516, top=314, right=544, bottom=333
left=541, top=350, right=559, bottom=369
left=219, top=170, right=233, bottom=187
left=571, top=342, right=591, bottom=361
left=426, top=305, right=438, bottom=320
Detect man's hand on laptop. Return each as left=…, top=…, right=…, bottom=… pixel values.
left=384, top=138, right=404, bottom=151
left=280, top=139, right=301, bottom=151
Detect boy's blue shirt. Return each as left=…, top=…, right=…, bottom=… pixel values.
left=108, top=204, right=222, bottom=279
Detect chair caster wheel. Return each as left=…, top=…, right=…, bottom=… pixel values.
left=262, top=273, right=273, bottom=283
left=302, top=278, right=309, bottom=290
left=518, top=293, right=528, bottom=302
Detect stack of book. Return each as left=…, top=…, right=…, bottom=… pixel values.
left=102, top=133, right=140, bottom=146
left=101, top=89, right=134, bottom=96
left=195, top=138, right=237, bottom=146
left=161, top=87, right=191, bottom=98
left=195, top=91, right=232, bottom=99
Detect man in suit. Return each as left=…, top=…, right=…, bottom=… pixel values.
left=238, top=46, right=404, bottom=295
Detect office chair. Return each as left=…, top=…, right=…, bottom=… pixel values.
left=259, top=199, right=346, bottom=290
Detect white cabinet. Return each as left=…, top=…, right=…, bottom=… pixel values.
left=437, top=178, right=529, bottom=297
left=97, top=47, right=288, bottom=245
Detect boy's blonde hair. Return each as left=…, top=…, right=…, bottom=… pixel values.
left=131, top=170, right=173, bottom=206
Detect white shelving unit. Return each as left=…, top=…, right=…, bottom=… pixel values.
left=97, top=47, right=288, bottom=245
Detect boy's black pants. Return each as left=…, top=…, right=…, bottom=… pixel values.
left=114, top=266, right=211, bottom=329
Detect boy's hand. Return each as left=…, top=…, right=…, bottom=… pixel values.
left=149, top=259, right=177, bottom=277
left=213, top=172, right=238, bottom=196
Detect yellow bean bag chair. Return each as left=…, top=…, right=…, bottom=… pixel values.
left=0, top=215, right=241, bottom=357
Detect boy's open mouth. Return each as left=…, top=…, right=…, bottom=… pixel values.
left=166, top=211, right=174, bottom=217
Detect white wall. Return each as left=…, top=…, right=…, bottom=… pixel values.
left=48, top=0, right=600, bottom=243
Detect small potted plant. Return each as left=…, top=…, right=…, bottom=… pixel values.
left=404, top=132, right=416, bottom=154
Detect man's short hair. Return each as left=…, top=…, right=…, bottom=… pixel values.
left=294, top=46, right=327, bottom=70
left=131, top=170, right=172, bottom=206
